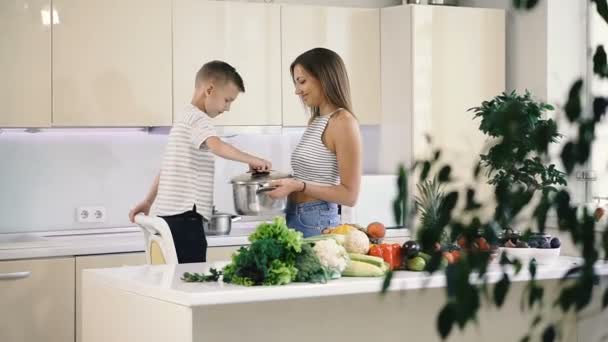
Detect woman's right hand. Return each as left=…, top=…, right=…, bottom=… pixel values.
left=129, top=200, right=152, bottom=223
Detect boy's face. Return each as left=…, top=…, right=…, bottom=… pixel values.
left=202, top=81, right=240, bottom=117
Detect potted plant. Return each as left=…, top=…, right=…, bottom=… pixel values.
left=468, top=90, right=567, bottom=242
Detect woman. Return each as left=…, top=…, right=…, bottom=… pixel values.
left=267, top=48, right=362, bottom=237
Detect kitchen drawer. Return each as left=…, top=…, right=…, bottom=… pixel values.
left=0, top=257, right=75, bottom=342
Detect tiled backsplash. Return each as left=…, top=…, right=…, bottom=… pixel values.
left=0, top=126, right=387, bottom=233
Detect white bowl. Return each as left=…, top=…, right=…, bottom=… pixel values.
left=499, top=247, right=560, bottom=265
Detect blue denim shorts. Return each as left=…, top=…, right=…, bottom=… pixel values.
left=285, top=200, right=340, bottom=238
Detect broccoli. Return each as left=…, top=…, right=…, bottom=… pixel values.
left=295, top=243, right=330, bottom=284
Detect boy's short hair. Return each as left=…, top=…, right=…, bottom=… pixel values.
left=195, top=61, right=245, bottom=92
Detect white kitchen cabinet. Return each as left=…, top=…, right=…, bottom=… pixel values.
left=52, top=0, right=172, bottom=126
left=75, top=247, right=238, bottom=342
left=380, top=5, right=505, bottom=193
left=281, top=5, right=381, bottom=126
left=0, top=257, right=75, bottom=342
left=0, top=0, right=52, bottom=127
left=173, top=0, right=281, bottom=126
left=75, top=252, right=146, bottom=342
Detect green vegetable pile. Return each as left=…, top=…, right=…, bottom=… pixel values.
left=222, top=217, right=303, bottom=286
left=182, top=217, right=333, bottom=286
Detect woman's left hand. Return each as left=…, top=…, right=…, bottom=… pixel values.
left=266, top=178, right=302, bottom=199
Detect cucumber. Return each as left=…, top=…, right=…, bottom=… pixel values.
left=348, top=253, right=385, bottom=269
left=342, top=260, right=385, bottom=277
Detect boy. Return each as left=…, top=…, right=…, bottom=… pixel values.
left=129, top=61, right=271, bottom=263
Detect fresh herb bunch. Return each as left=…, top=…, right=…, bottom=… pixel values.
left=181, top=268, right=222, bottom=282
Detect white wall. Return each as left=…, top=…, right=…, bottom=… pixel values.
left=0, top=126, right=383, bottom=233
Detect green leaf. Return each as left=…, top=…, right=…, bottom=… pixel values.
left=474, top=161, right=482, bottom=179
left=592, top=2, right=608, bottom=35
left=438, top=166, right=452, bottom=183
left=560, top=142, right=577, bottom=175
left=532, top=314, right=542, bottom=327
left=437, top=303, right=455, bottom=339
left=381, top=270, right=393, bottom=294
left=433, top=149, right=442, bottom=161
left=528, top=284, right=544, bottom=308
left=529, top=259, right=537, bottom=278
left=565, top=79, right=584, bottom=122
left=465, top=188, right=482, bottom=211
left=513, top=0, right=539, bottom=10
left=560, top=266, right=583, bottom=282
left=542, top=325, right=556, bottom=342
left=421, top=161, right=432, bottom=181
left=593, top=45, right=608, bottom=78
left=493, top=273, right=510, bottom=307
left=593, top=97, right=608, bottom=123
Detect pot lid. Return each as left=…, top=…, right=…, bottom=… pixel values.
left=230, top=170, right=291, bottom=184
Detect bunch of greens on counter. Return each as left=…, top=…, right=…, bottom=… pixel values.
left=221, top=217, right=303, bottom=286
left=181, top=217, right=339, bottom=286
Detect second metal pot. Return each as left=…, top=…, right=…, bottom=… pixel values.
left=204, top=210, right=241, bottom=236
left=230, top=170, right=291, bottom=216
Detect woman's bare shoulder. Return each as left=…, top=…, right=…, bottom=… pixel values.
left=330, top=109, right=359, bottom=129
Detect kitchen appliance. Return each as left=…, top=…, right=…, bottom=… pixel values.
left=204, top=208, right=241, bottom=236
left=230, top=170, right=291, bottom=216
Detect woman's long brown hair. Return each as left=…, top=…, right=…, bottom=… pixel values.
left=290, top=48, right=354, bottom=123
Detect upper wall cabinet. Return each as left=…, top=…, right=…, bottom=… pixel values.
left=173, top=0, right=281, bottom=126
left=52, top=0, right=172, bottom=126
left=281, top=5, right=381, bottom=127
left=0, top=0, right=52, bottom=127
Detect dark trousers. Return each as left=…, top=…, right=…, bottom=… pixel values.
left=160, top=205, right=208, bottom=263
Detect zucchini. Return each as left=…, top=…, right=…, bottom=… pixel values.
left=348, top=253, right=385, bottom=269
left=342, top=260, right=385, bottom=277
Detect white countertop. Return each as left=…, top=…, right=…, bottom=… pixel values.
left=83, top=256, right=608, bottom=308
left=0, top=225, right=410, bottom=261
left=0, top=224, right=255, bottom=260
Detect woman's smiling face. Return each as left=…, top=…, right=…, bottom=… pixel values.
left=292, top=64, right=325, bottom=108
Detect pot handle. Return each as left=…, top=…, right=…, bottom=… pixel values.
left=231, top=215, right=242, bottom=222
left=256, top=186, right=278, bottom=194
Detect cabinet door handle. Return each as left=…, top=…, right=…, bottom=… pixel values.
left=0, top=271, right=31, bottom=280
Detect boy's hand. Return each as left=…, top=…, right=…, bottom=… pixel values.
left=129, top=200, right=152, bottom=223
left=249, top=158, right=272, bottom=172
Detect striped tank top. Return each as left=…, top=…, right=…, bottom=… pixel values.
left=291, top=109, right=342, bottom=186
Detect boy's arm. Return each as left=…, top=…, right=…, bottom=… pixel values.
left=205, top=136, right=271, bottom=170
left=128, top=173, right=159, bottom=222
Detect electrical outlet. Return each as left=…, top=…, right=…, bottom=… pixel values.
left=76, top=206, right=106, bottom=223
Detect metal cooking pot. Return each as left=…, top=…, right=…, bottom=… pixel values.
left=230, top=170, right=291, bottom=216
left=204, top=209, right=241, bottom=236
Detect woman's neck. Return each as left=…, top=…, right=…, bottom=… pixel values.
left=318, top=102, right=339, bottom=116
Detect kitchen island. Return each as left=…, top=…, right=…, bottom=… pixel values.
left=82, top=257, right=608, bottom=342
